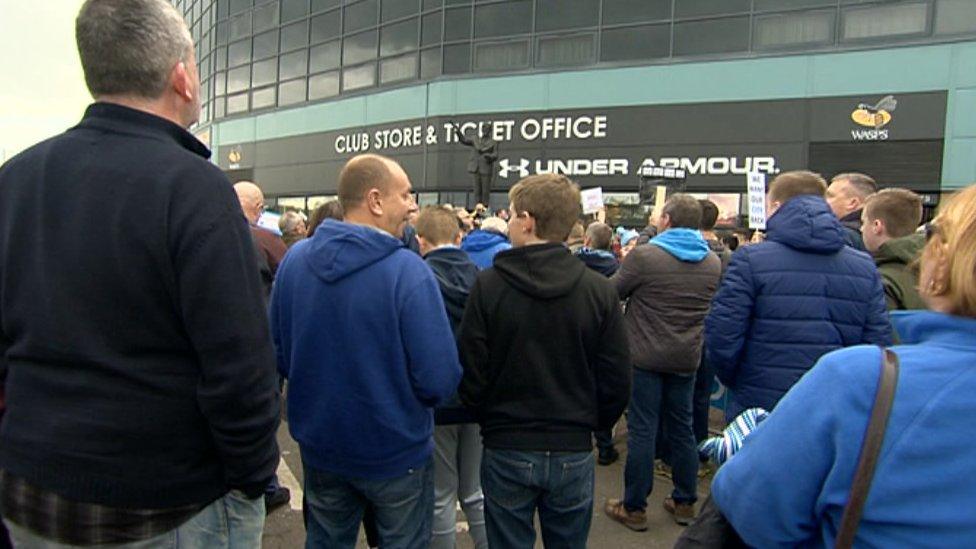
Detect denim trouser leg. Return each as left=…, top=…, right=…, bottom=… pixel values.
left=303, top=456, right=434, bottom=549
left=3, top=491, right=265, bottom=549
left=432, top=423, right=487, bottom=549
left=481, top=449, right=593, bottom=549
left=624, top=369, right=699, bottom=511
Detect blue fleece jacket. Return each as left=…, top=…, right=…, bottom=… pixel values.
left=270, top=220, right=462, bottom=479
left=712, top=310, right=976, bottom=548
left=461, top=229, right=512, bottom=269
left=649, top=228, right=710, bottom=262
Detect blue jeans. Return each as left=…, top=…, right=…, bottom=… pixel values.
left=2, top=491, right=264, bottom=548
left=302, top=456, right=433, bottom=549
left=481, top=449, right=594, bottom=549
left=623, top=368, right=698, bottom=512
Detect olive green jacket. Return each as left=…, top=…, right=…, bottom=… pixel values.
left=874, top=233, right=926, bottom=311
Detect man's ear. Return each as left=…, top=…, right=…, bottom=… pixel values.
left=172, top=62, right=193, bottom=102
left=417, top=235, right=432, bottom=256
left=453, top=232, right=463, bottom=246
left=366, top=188, right=383, bottom=216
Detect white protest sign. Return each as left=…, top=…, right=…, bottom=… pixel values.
left=747, top=172, right=767, bottom=230
left=581, top=187, right=604, bottom=215
left=651, top=185, right=668, bottom=221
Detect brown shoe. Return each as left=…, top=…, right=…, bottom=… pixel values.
left=663, top=497, right=696, bottom=526
left=604, top=499, right=648, bottom=531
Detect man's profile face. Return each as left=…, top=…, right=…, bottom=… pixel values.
left=825, top=179, right=855, bottom=219
left=860, top=209, right=883, bottom=253
left=380, top=165, right=418, bottom=238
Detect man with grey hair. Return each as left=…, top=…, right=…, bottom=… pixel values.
left=278, top=211, right=307, bottom=248
left=825, top=172, right=878, bottom=251
left=0, top=1, right=280, bottom=547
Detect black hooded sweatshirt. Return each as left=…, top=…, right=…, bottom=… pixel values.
left=458, top=243, right=631, bottom=452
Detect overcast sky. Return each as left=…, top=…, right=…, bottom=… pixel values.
left=0, top=0, right=92, bottom=163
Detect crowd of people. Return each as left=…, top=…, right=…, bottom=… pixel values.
left=2, top=1, right=976, bottom=549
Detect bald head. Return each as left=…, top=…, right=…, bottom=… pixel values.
left=234, top=181, right=265, bottom=224
left=337, top=154, right=417, bottom=237
left=338, top=154, right=404, bottom=210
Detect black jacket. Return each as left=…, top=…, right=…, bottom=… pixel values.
left=424, top=247, right=479, bottom=424
left=0, top=103, right=280, bottom=508
left=839, top=209, right=867, bottom=251
left=458, top=243, right=631, bottom=452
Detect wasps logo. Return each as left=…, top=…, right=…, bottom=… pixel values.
left=228, top=146, right=242, bottom=164
left=852, top=95, right=897, bottom=129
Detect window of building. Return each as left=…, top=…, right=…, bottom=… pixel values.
left=474, top=0, right=532, bottom=39
left=535, top=0, right=598, bottom=32
left=443, top=43, right=471, bottom=73
left=754, top=9, right=834, bottom=50
left=214, top=97, right=226, bottom=118
left=310, top=40, right=342, bottom=71
left=380, top=52, right=418, bottom=82
left=343, top=30, right=378, bottom=65
left=252, top=57, right=277, bottom=87
left=251, top=85, right=277, bottom=109
left=382, top=0, right=419, bottom=22
left=420, top=46, right=442, bottom=78
left=422, top=11, right=442, bottom=45
left=344, top=0, right=379, bottom=33
left=935, top=0, right=976, bottom=35
left=675, top=0, right=751, bottom=19
left=228, top=38, right=252, bottom=66
left=214, top=46, right=227, bottom=70
left=281, top=0, right=309, bottom=22
left=227, top=65, right=250, bottom=93
left=311, top=11, right=341, bottom=42
left=227, top=91, right=249, bottom=113
left=309, top=70, right=341, bottom=99
left=229, top=12, right=252, bottom=40
left=473, top=39, right=529, bottom=71
left=423, top=0, right=443, bottom=8
left=213, top=71, right=227, bottom=96
left=281, top=19, right=310, bottom=51
left=842, top=2, right=928, bottom=41
left=600, top=23, right=670, bottom=62
left=312, top=0, right=339, bottom=13
left=673, top=16, right=750, bottom=56
left=279, top=78, right=309, bottom=104
left=602, top=0, right=671, bottom=25
left=444, top=7, right=472, bottom=41
left=754, top=0, right=835, bottom=11
left=343, top=63, right=377, bottom=90
left=253, top=1, right=280, bottom=32
left=280, top=49, right=309, bottom=80
left=253, top=30, right=279, bottom=59
left=536, top=33, right=594, bottom=67
left=216, top=20, right=229, bottom=45
left=230, top=0, right=251, bottom=16
left=381, top=18, right=419, bottom=56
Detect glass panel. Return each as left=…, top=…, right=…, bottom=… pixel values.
left=343, top=63, right=377, bottom=90
left=343, top=30, right=378, bottom=64
left=215, top=97, right=226, bottom=118
left=310, top=40, right=341, bottom=71
left=312, top=0, right=340, bottom=12
left=281, top=0, right=309, bottom=22
left=422, top=11, right=442, bottom=45
left=252, top=57, right=277, bottom=86
left=600, top=23, right=670, bottom=61
left=227, top=91, right=249, bottom=113
left=214, top=71, right=227, bottom=96
left=309, top=70, right=340, bottom=98
left=473, top=40, right=529, bottom=71
left=675, top=0, right=751, bottom=18
left=228, top=39, right=252, bottom=66
left=229, top=12, right=251, bottom=40
left=227, top=65, right=250, bottom=92
left=230, top=0, right=252, bottom=15
left=755, top=10, right=834, bottom=49
left=216, top=20, right=229, bottom=45
left=843, top=2, right=928, bottom=40
left=420, top=46, right=442, bottom=78
left=253, top=1, right=280, bottom=31
left=423, top=0, right=443, bottom=8
left=382, top=0, right=419, bottom=22
left=444, top=7, right=472, bottom=40
left=345, top=0, right=379, bottom=32
left=280, top=49, right=308, bottom=79
left=381, top=18, right=418, bottom=56
left=217, top=0, right=230, bottom=19
left=214, top=46, right=227, bottom=70
left=474, top=0, right=532, bottom=39
left=536, top=0, right=598, bottom=32
left=251, top=85, right=277, bottom=109
left=443, top=42, right=470, bottom=73
left=380, top=52, right=418, bottom=82
left=253, top=30, right=279, bottom=58
left=935, top=0, right=976, bottom=35
left=754, top=0, right=836, bottom=11
left=279, top=78, right=308, bottom=104
left=311, top=11, right=341, bottom=42
left=536, top=33, right=594, bottom=67
left=281, top=19, right=310, bottom=51
left=673, top=16, right=750, bottom=56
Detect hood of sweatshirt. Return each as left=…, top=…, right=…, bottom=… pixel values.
left=424, top=247, right=479, bottom=326
left=650, top=228, right=710, bottom=262
left=874, top=233, right=925, bottom=267
left=493, top=242, right=586, bottom=299
left=574, top=247, right=619, bottom=277
left=461, top=229, right=510, bottom=252
left=303, top=219, right=403, bottom=283
left=766, top=195, right=846, bottom=254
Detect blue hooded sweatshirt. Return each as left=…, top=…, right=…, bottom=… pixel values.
left=705, top=195, right=892, bottom=419
left=713, top=311, right=976, bottom=548
left=649, top=227, right=710, bottom=262
left=270, top=219, right=462, bottom=479
left=574, top=247, right=619, bottom=277
left=461, top=229, right=512, bottom=269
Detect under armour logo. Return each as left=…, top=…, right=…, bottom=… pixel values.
left=498, top=158, right=531, bottom=178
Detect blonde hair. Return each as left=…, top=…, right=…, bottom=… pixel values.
left=922, top=184, right=976, bottom=317
left=864, top=188, right=923, bottom=238
left=415, top=205, right=460, bottom=246
left=509, top=174, right=581, bottom=242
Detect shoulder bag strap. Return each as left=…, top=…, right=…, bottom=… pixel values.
left=835, top=348, right=900, bottom=549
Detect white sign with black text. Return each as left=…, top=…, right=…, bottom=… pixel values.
left=747, top=172, right=767, bottom=230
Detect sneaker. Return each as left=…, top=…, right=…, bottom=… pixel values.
left=663, top=497, right=695, bottom=526
left=264, top=487, right=291, bottom=515
left=597, top=447, right=619, bottom=466
left=604, top=499, right=648, bottom=532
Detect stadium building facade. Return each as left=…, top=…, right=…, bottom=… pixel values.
left=176, top=0, right=976, bottom=220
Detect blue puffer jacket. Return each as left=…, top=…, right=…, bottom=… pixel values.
left=704, top=195, right=892, bottom=419
left=461, top=229, right=512, bottom=269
